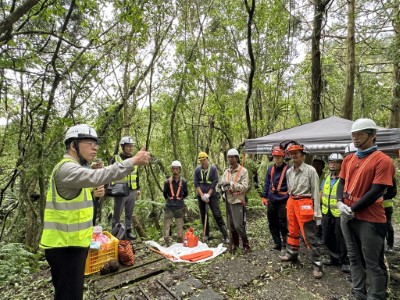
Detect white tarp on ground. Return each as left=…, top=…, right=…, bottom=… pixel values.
left=144, top=240, right=226, bottom=263
left=244, top=116, right=400, bottom=157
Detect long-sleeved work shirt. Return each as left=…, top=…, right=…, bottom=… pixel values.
left=193, top=164, right=219, bottom=194
left=55, top=154, right=136, bottom=200
left=286, top=162, right=322, bottom=218
left=262, top=163, right=290, bottom=202
left=220, top=165, right=249, bottom=204
left=163, top=176, right=188, bottom=210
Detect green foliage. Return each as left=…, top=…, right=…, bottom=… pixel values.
left=0, top=243, right=45, bottom=284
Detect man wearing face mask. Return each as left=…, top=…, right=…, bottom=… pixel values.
left=337, top=118, right=394, bottom=300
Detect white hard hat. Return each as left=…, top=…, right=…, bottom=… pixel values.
left=328, top=153, right=344, bottom=161
left=227, top=149, right=239, bottom=156
left=351, top=118, right=378, bottom=133
left=120, top=136, right=134, bottom=145
left=64, top=124, right=98, bottom=144
left=170, top=160, right=182, bottom=168
left=344, top=143, right=357, bottom=154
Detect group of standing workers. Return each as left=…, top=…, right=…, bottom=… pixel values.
left=39, top=117, right=396, bottom=300
left=261, top=118, right=396, bottom=300
left=163, top=149, right=250, bottom=254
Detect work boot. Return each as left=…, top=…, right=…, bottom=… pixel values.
left=273, top=242, right=282, bottom=251
left=243, top=237, right=251, bottom=255
left=341, top=264, right=351, bottom=274
left=279, top=250, right=298, bottom=262
left=220, top=225, right=230, bottom=244
left=312, top=262, right=323, bottom=279
left=386, top=246, right=394, bottom=254
left=126, top=229, right=136, bottom=240
left=323, top=258, right=341, bottom=266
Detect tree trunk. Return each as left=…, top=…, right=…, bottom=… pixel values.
left=244, top=0, right=256, bottom=139
left=342, top=0, right=356, bottom=120
left=390, top=0, right=400, bottom=128
left=311, top=1, right=332, bottom=121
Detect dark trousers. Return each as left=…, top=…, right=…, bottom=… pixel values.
left=113, top=189, right=137, bottom=229
left=341, top=218, right=387, bottom=300
left=45, top=247, right=88, bottom=300
left=322, top=212, right=348, bottom=265
left=267, top=200, right=288, bottom=245
left=385, top=207, right=394, bottom=247
left=197, top=194, right=225, bottom=237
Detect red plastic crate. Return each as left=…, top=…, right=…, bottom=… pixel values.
left=84, top=231, right=119, bottom=275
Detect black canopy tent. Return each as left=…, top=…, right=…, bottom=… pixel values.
left=244, top=116, right=400, bottom=157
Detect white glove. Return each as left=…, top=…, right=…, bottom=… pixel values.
left=337, top=201, right=354, bottom=221
left=201, top=193, right=210, bottom=203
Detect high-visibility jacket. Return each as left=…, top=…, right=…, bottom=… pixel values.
left=321, top=175, right=340, bottom=217
left=114, top=155, right=138, bottom=189
left=40, top=158, right=93, bottom=248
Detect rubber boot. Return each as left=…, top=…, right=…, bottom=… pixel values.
left=219, top=225, right=230, bottom=244
left=126, top=228, right=136, bottom=240
left=242, top=236, right=251, bottom=255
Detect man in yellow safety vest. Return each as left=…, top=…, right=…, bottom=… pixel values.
left=109, top=136, right=141, bottom=240
left=320, top=153, right=350, bottom=273
left=40, top=124, right=150, bottom=300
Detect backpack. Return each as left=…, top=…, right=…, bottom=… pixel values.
left=118, top=240, right=135, bottom=266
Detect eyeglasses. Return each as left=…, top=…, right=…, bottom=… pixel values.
left=80, top=141, right=98, bottom=148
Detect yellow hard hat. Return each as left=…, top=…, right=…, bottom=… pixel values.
left=198, top=152, right=208, bottom=161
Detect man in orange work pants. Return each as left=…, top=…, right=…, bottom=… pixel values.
left=279, top=142, right=323, bottom=279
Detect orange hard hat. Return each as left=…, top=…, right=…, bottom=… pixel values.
left=286, top=144, right=304, bottom=153
left=271, top=146, right=285, bottom=156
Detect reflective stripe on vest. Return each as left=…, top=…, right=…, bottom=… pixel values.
left=40, top=158, right=93, bottom=249
left=200, top=165, right=212, bottom=184
left=169, top=176, right=182, bottom=200
left=270, top=165, right=288, bottom=195
left=114, top=155, right=138, bottom=189
left=321, top=175, right=340, bottom=217
left=227, top=165, right=244, bottom=195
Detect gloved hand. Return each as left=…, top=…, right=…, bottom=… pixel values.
left=221, top=181, right=232, bottom=190
left=202, top=193, right=210, bottom=203
left=337, top=201, right=354, bottom=221
left=261, top=197, right=268, bottom=206
left=241, top=200, right=246, bottom=207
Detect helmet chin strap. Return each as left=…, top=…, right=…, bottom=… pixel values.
left=73, top=141, right=89, bottom=167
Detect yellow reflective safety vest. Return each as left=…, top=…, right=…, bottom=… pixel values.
left=321, top=175, right=340, bottom=217
left=114, top=155, right=138, bottom=189
left=40, top=158, right=93, bottom=249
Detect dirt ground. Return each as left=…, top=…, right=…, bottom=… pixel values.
left=2, top=210, right=400, bottom=300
